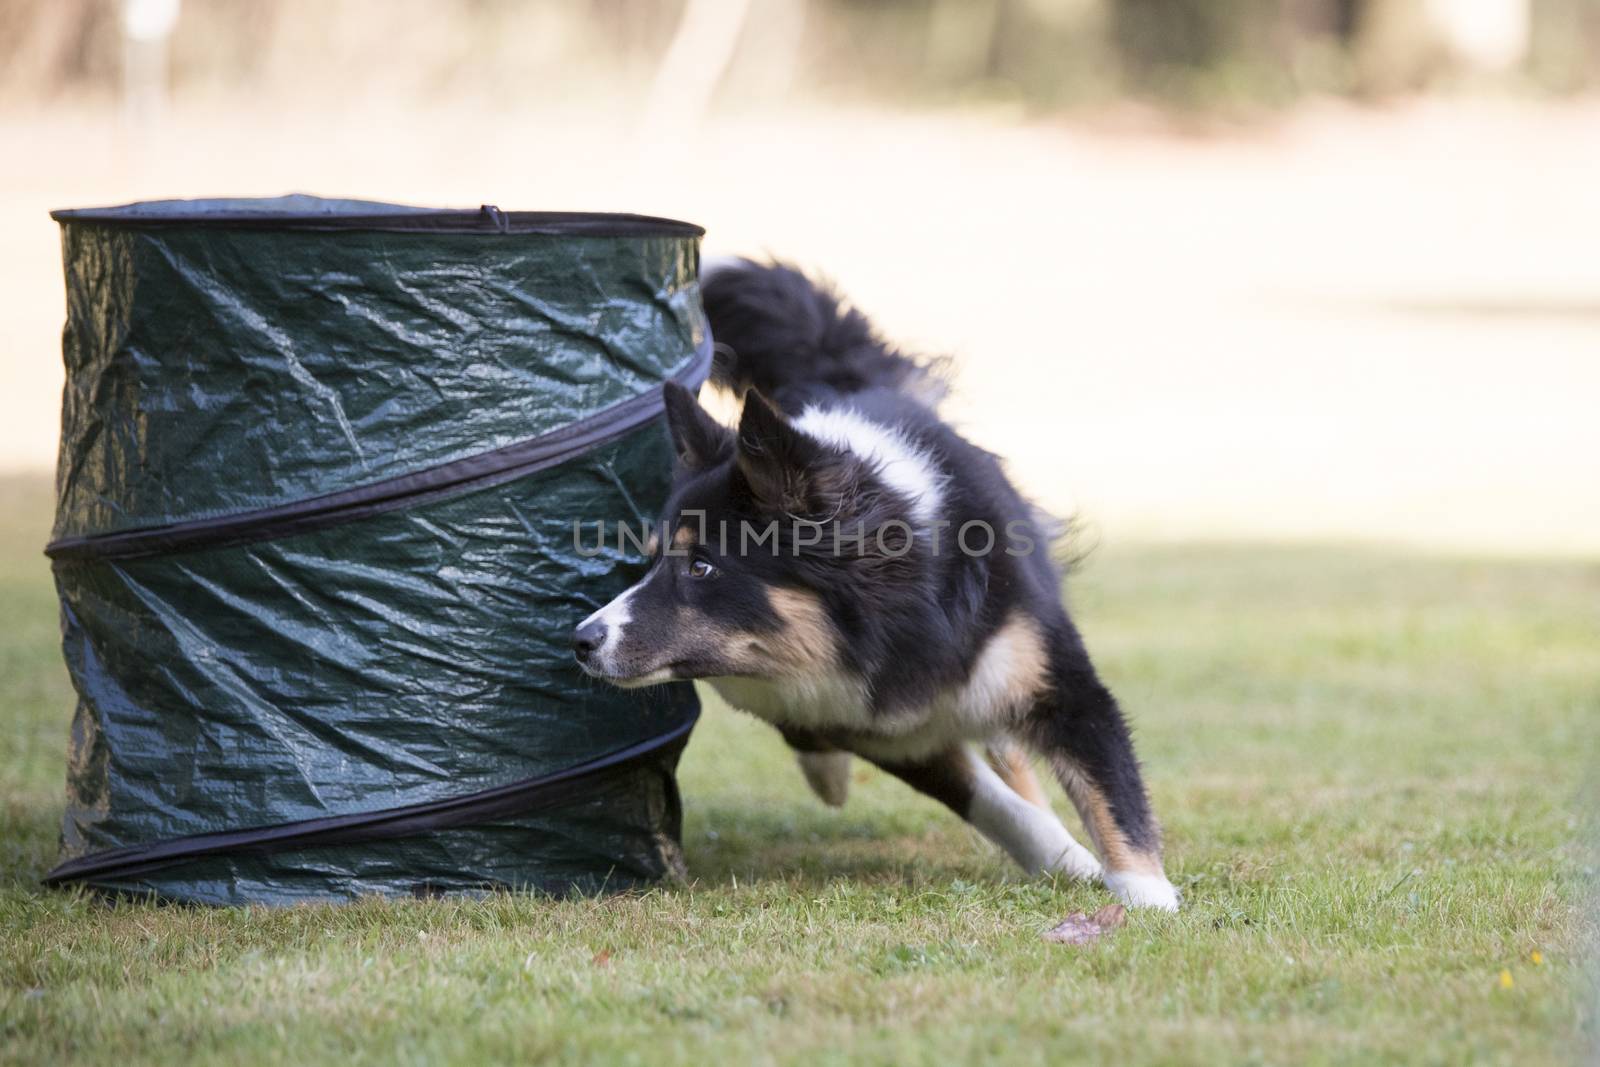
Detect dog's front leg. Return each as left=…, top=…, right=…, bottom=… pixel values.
left=862, top=746, right=1102, bottom=881
left=1025, top=655, right=1181, bottom=911
left=984, top=738, right=1051, bottom=811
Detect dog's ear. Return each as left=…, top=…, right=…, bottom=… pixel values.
left=734, top=391, right=853, bottom=518
left=662, top=382, right=731, bottom=470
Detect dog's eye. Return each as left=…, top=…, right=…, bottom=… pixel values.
left=688, top=558, right=716, bottom=579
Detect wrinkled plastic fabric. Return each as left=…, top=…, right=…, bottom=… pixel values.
left=49, top=198, right=705, bottom=904
left=54, top=211, right=704, bottom=539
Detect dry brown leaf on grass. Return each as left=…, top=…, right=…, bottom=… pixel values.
left=1042, top=904, right=1127, bottom=946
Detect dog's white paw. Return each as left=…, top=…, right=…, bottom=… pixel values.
left=1103, top=870, right=1180, bottom=911
left=1048, top=844, right=1104, bottom=882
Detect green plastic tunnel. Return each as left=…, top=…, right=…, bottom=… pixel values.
left=42, top=196, right=708, bottom=905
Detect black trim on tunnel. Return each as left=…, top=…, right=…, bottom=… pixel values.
left=51, top=202, right=705, bottom=238
left=41, top=712, right=697, bottom=888
left=45, top=337, right=713, bottom=563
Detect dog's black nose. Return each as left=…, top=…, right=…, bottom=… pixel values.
left=572, top=622, right=607, bottom=663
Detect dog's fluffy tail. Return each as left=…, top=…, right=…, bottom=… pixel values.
left=700, top=259, right=947, bottom=413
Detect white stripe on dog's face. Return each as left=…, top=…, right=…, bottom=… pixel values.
left=792, top=406, right=946, bottom=526
left=577, top=582, right=640, bottom=675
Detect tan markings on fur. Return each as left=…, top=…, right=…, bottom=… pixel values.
left=757, top=587, right=841, bottom=675
left=985, top=741, right=1050, bottom=810
left=960, top=613, right=1050, bottom=724
left=1050, top=756, right=1164, bottom=876
left=672, top=525, right=697, bottom=549
left=670, top=587, right=841, bottom=683
left=646, top=530, right=661, bottom=556
left=698, top=379, right=744, bottom=428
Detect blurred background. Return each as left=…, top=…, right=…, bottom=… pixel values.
left=3, top=0, right=1598, bottom=552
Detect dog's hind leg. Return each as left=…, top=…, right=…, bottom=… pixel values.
left=1024, top=637, right=1180, bottom=910
left=796, top=751, right=852, bottom=807
left=984, top=738, right=1051, bottom=811
left=863, top=745, right=1101, bottom=881
left=780, top=727, right=851, bottom=808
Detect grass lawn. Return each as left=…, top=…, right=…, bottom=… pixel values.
left=0, top=472, right=1594, bottom=1065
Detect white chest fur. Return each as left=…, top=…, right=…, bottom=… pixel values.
left=706, top=671, right=872, bottom=732
left=704, top=612, right=1048, bottom=763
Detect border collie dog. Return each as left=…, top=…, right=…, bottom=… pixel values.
left=574, top=261, right=1179, bottom=910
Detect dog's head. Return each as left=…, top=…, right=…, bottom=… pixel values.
left=572, top=383, right=907, bottom=688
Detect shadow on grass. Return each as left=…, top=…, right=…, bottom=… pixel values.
left=681, top=795, right=1003, bottom=888
left=2, top=794, right=993, bottom=901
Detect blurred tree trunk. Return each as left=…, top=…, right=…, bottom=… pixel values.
left=1108, top=0, right=1289, bottom=100
left=0, top=0, right=119, bottom=97
left=1349, top=0, right=1436, bottom=93
left=926, top=0, right=1004, bottom=84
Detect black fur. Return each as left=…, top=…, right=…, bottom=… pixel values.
left=585, top=261, right=1170, bottom=898
left=701, top=259, right=946, bottom=410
